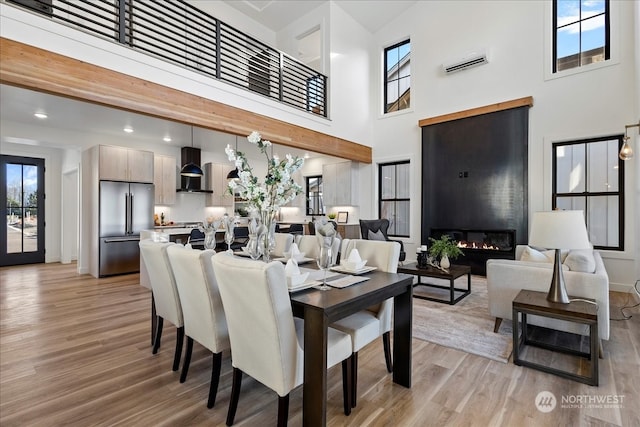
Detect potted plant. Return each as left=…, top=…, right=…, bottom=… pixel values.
left=327, top=212, right=337, bottom=220
left=428, top=235, right=464, bottom=269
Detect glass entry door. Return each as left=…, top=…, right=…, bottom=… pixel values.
left=0, top=155, right=45, bottom=266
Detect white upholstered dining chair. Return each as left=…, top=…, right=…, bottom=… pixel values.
left=138, top=240, right=184, bottom=372
left=294, top=234, right=341, bottom=264
left=331, top=238, right=401, bottom=407
left=210, top=253, right=353, bottom=426
left=271, top=232, right=294, bottom=258
left=166, top=245, right=230, bottom=409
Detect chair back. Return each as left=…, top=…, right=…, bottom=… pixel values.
left=166, top=245, right=229, bottom=353
left=188, top=228, right=206, bottom=249
left=341, top=239, right=400, bottom=273
left=272, top=232, right=294, bottom=257
left=295, top=234, right=341, bottom=264
left=307, top=220, right=316, bottom=235
left=211, top=254, right=302, bottom=396
left=359, top=219, right=390, bottom=241
left=139, top=240, right=183, bottom=327
left=288, top=223, right=304, bottom=235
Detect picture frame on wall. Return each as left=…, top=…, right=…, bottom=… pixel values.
left=337, top=211, right=349, bottom=223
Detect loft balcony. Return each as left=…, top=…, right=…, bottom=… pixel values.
left=6, top=0, right=328, bottom=118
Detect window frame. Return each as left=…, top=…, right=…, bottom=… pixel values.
left=552, top=0, right=610, bottom=73
left=378, top=160, right=410, bottom=238
left=551, top=135, right=625, bottom=251
left=383, top=39, right=411, bottom=114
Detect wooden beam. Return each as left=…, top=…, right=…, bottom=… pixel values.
left=418, top=96, right=533, bottom=127
left=0, top=37, right=372, bottom=163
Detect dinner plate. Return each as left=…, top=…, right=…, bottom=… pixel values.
left=288, top=280, right=321, bottom=293
left=330, top=265, right=377, bottom=275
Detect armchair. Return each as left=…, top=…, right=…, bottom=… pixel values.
left=359, top=219, right=406, bottom=263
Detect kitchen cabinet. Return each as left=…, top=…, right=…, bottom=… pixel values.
left=322, top=161, right=359, bottom=206
left=204, top=163, right=233, bottom=207
left=99, top=145, right=154, bottom=183
left=154, top=155, right=177, bottom=205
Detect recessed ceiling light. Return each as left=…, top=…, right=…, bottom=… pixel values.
left=34, top=112, right=48, bottom=119
left=123, top=126, right=134, bottom=133
left=163, top=136, right=172, bottom=142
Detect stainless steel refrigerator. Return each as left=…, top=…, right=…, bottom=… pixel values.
left=99, top=180, right=154, bottom=276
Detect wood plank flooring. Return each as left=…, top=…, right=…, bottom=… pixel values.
left=1, top=262, right=639, bottom=426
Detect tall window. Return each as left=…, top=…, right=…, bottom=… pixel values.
left=379, top=161, right=409, bottom=237
left=552, top=136, right=624, bottom=250
left=553, top=0, right=610, bottom=73
left=384, top=39, right=410, bottom=113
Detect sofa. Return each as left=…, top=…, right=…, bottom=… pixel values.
left=486, top=245, right=610, bottom=344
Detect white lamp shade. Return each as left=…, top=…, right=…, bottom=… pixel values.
left=529, top=210, right=591, bottom=250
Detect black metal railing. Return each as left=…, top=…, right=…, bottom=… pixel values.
left=6, top=0, right=328, bottom=117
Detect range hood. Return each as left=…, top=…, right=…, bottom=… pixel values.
left=177, top=147, right=212, bottom=193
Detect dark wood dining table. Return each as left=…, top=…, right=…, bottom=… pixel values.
left=289, top=270, right=414, bottom=426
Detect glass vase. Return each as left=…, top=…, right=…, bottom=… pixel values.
left=203, top=229, right=216, bottom=250
left=259, top=210, right=277, bottom=262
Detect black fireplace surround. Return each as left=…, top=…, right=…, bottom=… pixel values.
left=430, top=228, right=516, bottom=275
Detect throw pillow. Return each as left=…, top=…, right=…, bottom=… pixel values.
left=520, top=246, right=554, bottom=263
left=564, top=249, right=596, bottom=273
left=368, top=229, right=386, bottom=241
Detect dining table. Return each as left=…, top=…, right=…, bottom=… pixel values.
left=289, top=269, right=414, bottom=426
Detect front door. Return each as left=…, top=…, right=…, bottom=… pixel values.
left=0, top=155, right=45, bottom=266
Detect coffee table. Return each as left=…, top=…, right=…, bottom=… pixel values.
left=397, top=262, right=471, bottom=305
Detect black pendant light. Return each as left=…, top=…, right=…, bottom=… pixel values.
left=227, top=135, right=240, bottom=179
left=180, top=126, right=204, bottom=177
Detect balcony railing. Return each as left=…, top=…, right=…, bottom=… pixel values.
left=6, top=0, right=328, bottom=117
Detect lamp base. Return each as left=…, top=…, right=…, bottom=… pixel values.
left=547, top=248, right=570, bottom=304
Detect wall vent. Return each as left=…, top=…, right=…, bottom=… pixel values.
left=443, top=50, right=489, bottom=74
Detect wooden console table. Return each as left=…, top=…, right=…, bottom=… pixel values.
left=512, top=290, right=599, bottom=386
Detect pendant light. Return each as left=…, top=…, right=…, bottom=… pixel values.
left=180, top=126, right=204, bottom=177
left=227, top=135, right=240, bottom=179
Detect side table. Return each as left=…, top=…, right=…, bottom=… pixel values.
left=512, top=290, right=598, bottom=386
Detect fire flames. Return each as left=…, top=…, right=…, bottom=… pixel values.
left=457, top=241, right=500, bottom=250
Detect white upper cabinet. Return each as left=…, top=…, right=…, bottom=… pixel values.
left=205, top=163, right=233, bottom=207
left=322, top=161, right=359, bottom=206
left=154, top=155, right=177, bottom=205
left=99, top=145, right=154, bottom=183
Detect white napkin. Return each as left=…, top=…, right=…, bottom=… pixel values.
left=284, top=258, right=300, bottom=276
left=348, top=249, right=362, bottom=263
left=289, top=243, right=301, bottom=257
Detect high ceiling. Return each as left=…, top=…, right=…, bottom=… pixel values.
left=1, top=1, right=416, bottom=157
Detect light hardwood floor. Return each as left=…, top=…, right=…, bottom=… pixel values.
left=1, top=263, right=638, bottom=426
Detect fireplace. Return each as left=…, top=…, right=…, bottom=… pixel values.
left=430, top=228, right=516, bottom=275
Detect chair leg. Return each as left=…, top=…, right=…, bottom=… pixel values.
left=207, top=352, right=223, bottom=409
left=277, top=394, right=290, bottom=427
left=493, top=318, right=503, bottom=333
left=152, top=316, right=164, bottom=354
left=351, top=352, right=358, bottom=408
left=150, top=295, right=157, bottom=346
left=226, top=368, right=243, bottom=426
left=342, top=357, right=352, bottom=415
left=173, top=326, right=184, bottom=372
left=382, top=332, right=392, bottom=373
left=180, top=337, right=194, bottom=383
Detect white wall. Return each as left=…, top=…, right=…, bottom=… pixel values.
left=368, top=0, right=638, bottom=289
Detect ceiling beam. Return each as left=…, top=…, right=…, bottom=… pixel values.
left=418, top=96, right=534, bottom=127
left=0, top=37, right=372, bottom=163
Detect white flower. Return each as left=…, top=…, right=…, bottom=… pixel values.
left=247, top=131, right=262, bottom=144
left=262, top=139, right=272, bottom=147
left=225, top=144, right=236, bottom=161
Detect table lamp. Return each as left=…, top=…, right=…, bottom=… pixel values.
left=528, top=210, right=591, bottom=303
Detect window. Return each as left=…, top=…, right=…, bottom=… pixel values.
left=305, top=175, right=325, bottom=216
left=553, top=0, right=610, bottom=73
left=384, top=39, right=410, bottom=113
left=552, top=136, right=624, bottom=250
left=379, top=161, right=409, bottom=237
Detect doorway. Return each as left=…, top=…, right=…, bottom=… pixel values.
left=0, top=155, right=45, bottom=266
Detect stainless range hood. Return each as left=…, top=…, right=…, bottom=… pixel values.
left=177, top=147, right=212, bottom=193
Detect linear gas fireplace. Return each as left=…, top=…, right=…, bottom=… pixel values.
left=430, top=229, right=516, bottom=275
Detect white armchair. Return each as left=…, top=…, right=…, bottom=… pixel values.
left=486, top=245, right=610, bottom=346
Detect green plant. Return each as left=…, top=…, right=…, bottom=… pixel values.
left=428, top=235, right=464, bottom=260
left=327, top=213, right=337, bottom=219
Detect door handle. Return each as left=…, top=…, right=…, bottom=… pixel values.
left=129, top=193, right=134, bottom=234
left=124, top=193, right=129, bottom=235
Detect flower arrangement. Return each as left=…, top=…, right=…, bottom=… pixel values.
left=225, top=131, right=304, bottom=215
